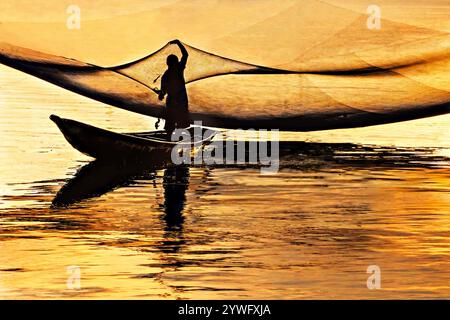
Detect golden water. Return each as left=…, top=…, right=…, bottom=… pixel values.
left=0, top=65, right=449, bottom=299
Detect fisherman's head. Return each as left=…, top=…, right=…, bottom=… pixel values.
left=167, top=54, right=179, bottom=68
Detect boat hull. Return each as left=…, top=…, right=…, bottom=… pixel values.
left=50, top=115, right=215, bottom=160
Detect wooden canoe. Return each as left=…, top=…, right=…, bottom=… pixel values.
left=50, top=114, right=216, bottom=160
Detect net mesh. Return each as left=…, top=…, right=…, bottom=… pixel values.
left=1, top=1, right=449, bottom=131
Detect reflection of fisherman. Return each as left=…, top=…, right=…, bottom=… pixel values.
left=162, top=165, right=189, bottom=230
left=157, top=40, right=190, bottom=136
left=159, top=165, right=189, bottom=258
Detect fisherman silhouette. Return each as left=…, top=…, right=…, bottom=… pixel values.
left=157, top=40, right=190, bottom=137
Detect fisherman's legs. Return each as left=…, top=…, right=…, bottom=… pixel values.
left=164, top=99, right=190, bottom=141
left=175, top=108, right=190, bottom=129
left=164, top=108, right=177, bottom=138
left=165, top=107, right=189, bottom=128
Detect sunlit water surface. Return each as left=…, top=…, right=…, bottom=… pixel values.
left=0, top=65, right=449, bottom=299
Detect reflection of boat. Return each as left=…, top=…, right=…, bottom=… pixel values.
left=52, top=139, right=445, bottom=207
left=50, top=114, right=216, bottom=160
left=52, top=159, right=169, bottom=207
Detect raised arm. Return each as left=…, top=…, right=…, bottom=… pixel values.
left=169, top=39, right=188, bottom=68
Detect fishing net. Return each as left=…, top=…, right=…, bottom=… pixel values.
left=0, top=0, right=449, bottom=131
